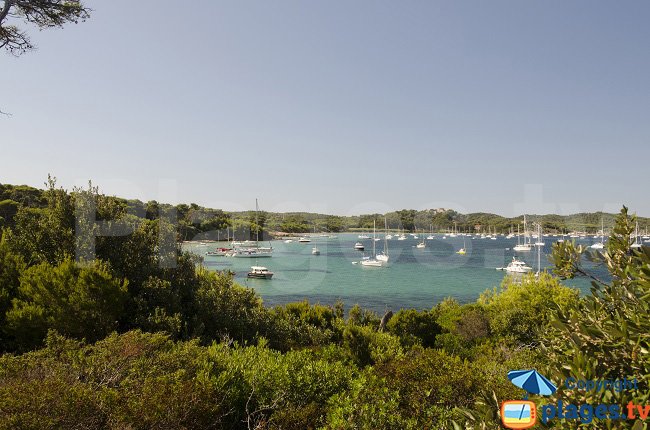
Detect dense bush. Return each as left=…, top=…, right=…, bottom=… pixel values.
left=0, top=180, right=645, bottom=429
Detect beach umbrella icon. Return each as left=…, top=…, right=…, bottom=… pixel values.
left=508, top=370, right=557, bottom=396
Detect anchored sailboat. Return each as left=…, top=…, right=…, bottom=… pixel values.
left=233, top=199, right=273, bottom=258
left=361, top=220, right=384, bottom=267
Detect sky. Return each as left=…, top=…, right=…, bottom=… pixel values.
left=1, top=0, right=649, bottom=216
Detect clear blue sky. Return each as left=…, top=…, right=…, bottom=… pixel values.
left=2, top=0, right=649, bottom=216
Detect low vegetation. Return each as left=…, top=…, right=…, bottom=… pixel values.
left=0, top=179, right=648, bottom=428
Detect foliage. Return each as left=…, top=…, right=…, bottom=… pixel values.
left=326, top=349, right=492, bottom=428
left=4, top=258, right=128, bottom=351
left=543, top=207, right=650, bottom=429
left=480, top=272, right=580, bottom=346
left=1, top=178, right=646, bottom=428
left=0, top=330, right=355, bottom=430
left=386, top=308, right=441, bottom=348
left=0, top=0, right=91, bottom=56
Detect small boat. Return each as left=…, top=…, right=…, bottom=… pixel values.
left=247, top=266, right=274, bottom=279
left=416, top=239, right=426, bottom=249
left=311, top=247, right=321, bottom=255
left=205, top=247, right=233, bottom=256
left=456, top=239, right=467, bottom=255
left=358, top=234, right=370, bottom=239
left=298, top=237, right=311, bottom=243
left=590, top=242, right=604, bottom=249
left=232, top=247, right=273, bottom=258
left=505, top=257, right=533, bottom=273
left=354, top=242, right=365, bottom=251
left=284, top=239, right=294, bottom=243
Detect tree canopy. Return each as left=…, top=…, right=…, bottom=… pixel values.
left=0, top=0, right=90, bottom=55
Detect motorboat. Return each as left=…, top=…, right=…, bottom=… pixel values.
left=504, top=257, right=533, bottom=273
left=205, top=247, right=232, bottom=256
left=247, top=266, right=274, bottom=279
left=298, top=237, right=311, bottom=243
left=354, top=242, right=365, bottom=251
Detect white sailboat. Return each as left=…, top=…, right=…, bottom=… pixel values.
left=456, top=238, right=467, bottom=255
left=376, top=217, right=390, bottom=264
left=513, top=215, right=532, bottom=252
left=233, top=199, right=273, bottom=258
left=631, top=221, right=643, bottom=249
left=361, top=220, right=384, bottom=267
left=416, top=230, right=426, bottom=249
left=591, top=217, right=605, bottom=249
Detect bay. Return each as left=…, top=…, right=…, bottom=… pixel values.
left=184, top=234, right=605, bottom=313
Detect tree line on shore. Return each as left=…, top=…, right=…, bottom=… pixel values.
left=2, top=181, right=646, bottom=241
left=0, top=179, right=648, bottom=428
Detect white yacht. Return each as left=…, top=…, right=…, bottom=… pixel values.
left=247, top=266, right=274, bottom=279
left=298, top=237, right=311, bottom=243
left=354, top=242, right=365, bottom=251
left=504, top=257, right=533, bottom=273
left=311, top=247, right=321, bottom=255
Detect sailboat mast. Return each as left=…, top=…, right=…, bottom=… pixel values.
left=537, top=224, right=542, bottom=274
left=255, top=198, right=260, bottom=248
left=384, top=217, right=388, bottom=254
left=372, top=220, right=376, bottom=257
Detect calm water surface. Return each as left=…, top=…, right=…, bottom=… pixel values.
left=183, top=234, right=606, bottom=313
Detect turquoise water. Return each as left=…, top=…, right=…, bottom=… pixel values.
left=184, top=234, right=606, bottom=312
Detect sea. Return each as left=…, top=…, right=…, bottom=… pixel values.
left=183, top=234, right=608, bottom=313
